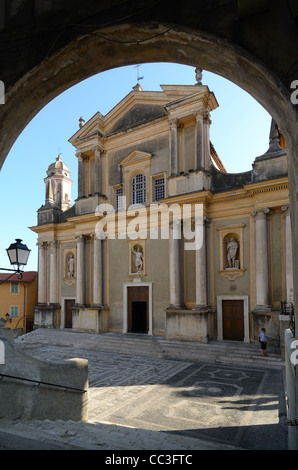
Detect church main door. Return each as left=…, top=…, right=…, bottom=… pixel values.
left=65, top=299, right=75, bottom=328
left=128, top=286, right=149, bottom=334
left=222, top=299, right=244, bottom=341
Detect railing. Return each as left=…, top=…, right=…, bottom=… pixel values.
left=287, top=417, right=298, bottom=426
left=0, top=373, right=87, bottom=393
left=281, top=301, right=295, bottom=337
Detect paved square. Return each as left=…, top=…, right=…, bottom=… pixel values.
left=21, top=343, right=287, bottom=450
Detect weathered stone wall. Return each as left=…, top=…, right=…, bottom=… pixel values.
left=0, top=328, right=88, bottom=421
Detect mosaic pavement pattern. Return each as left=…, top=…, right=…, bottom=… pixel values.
left=18, top=342, right=288, bottom=450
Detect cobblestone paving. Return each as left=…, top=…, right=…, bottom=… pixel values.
left=15, top=342, right=288, bottom=450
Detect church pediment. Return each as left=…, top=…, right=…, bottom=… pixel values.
left=120, top=150, right=153, bottom=168
left=103, top=87, right=169, bottom=134
left=69, top=112, right=104, bottom=146
left=107, top=102, right=166, bottom=135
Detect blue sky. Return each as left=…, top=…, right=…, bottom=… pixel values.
left=0, top=62, right=271, bottom=272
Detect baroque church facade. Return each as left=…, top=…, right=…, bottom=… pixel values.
left=31, top=72, right=292, bottom=346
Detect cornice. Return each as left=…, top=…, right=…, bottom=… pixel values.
left=211, top=177, right=288, bottom=205
left=243, top=177, right=288, bottom=195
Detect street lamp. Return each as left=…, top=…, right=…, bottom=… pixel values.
left=0, top=239, right=31, bottom=285
left=6, top=239, right=31, bottom=272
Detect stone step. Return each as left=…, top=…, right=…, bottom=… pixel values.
left=15, top=329, right=284, bottom=368
left=157, top=339, right=283, bottom=368
left=159, top=338, right=281, bottom=357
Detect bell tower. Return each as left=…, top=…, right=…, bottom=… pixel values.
left=44, top=154, right=72, bottom=211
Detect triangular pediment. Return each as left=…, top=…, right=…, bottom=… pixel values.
left=69, top=112, right=104, bottom=146
left=104, top=89, right=169, bottom=135
left=121, top=150, right=152, bottom=168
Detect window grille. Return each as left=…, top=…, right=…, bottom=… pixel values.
left=10, top=306, right=19, bottom=317
left=154, top=177, right=165, bottom=201
left=10, top=282, right=19, bottom=294
left=116, top=187, right=125, bottom=211
left=132, top=174, right=146, bottom=205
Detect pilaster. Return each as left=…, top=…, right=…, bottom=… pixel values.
left=92, top=233, right=103, bottom=307
left=37, top=242, right=47, bottom=305
left=251, top=208, right=272, bottom=309
left=49, top=241, right=59, bottom=305
left=169, top=119, right=179, bottom=176
left=94, top=146, right=103, bottom=195
left=281, top=205, right=294, bottom=303
left=169, top=219, right=182, bottom=308
left=194, top=216, right=209, bottom=308
left=76, top=235, right=85, bottom=305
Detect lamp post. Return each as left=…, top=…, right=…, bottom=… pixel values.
left=0, top=239, right=31, bottom=285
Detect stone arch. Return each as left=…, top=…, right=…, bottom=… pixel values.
left=1, top=24, right=296, bottom=167
left=0, top=21, right=298, bottom=310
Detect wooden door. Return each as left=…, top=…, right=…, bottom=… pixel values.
left=65, top=299, right=75, bottom=328
left=128, top=287, right=149, bottom=333
left=222, top=300, right=244, bottom=341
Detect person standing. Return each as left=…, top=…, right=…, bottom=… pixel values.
left=259, top=328, right=268, bottom=356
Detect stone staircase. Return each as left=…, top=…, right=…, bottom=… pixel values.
left=15, top=328, right=284, bottom=369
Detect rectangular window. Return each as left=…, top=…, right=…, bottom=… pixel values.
left=10, top=306, right=19, bottom=318
left=116, top=187, right=125, bottom=211
left=10, top=282, right=19, bottom=294
left=132, top=174, right=146, bottom=205
left=154, top=177, right=165, bottom=201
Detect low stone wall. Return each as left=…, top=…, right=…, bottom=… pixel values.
left=165, top=308, right=213, bottom=343
left=72, top=306, right=108, bottom=333
left=0, top=328, right=88, bottom=421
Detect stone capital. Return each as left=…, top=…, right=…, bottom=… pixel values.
left=169, top=118, right=178, bottom=128
left=251, top=208, right=272, bottom=219
left=75, top=234, right=86, bottom=242
left=281, top=205, right=290, bottom=216
left=94, top=145, right=104, bottom=156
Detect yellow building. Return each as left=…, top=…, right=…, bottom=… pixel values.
left=0, top=272, right=38, bottom=332
left=31, top=73, right=292, bottom=347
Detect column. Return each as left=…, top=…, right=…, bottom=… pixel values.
left=76, top=235, right=85, bottom=305
left=94, top=146, right=102, bottom=195
left=93, top=234, right=103, bottom=306
left=282, top=206, right=294, bottom=303
left=195, top=111, right=204, bottom=170
left=169, top=220, right=182, bottom=307
left=169, top=119, right=179, bottom=176
left=77, top=152, right=85, bottom=198
left=194, top=217, right=208, bottom=308
left=49, top=241, right=58, bottom=304
left=252, top=208, right=271, bottom=308
left=37, top=242, right=47, bottom=304
left=202, top=111, right=211, bottom=169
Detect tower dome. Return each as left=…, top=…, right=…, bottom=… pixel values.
left=46, top=153, right=71, bottom=178
left=44, top=154, right=72, bottom=211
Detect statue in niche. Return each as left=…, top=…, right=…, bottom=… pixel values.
left=66, top=253, right=75, bottom=278
left=132, top=245, right=143, bottom=274
left=226, top=237, right=239, bottom=269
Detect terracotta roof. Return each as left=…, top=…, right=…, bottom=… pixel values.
left=0, top=271, right=38, bottom=283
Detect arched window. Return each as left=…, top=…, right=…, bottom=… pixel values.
left=132, top=173, right=146, bottom=205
